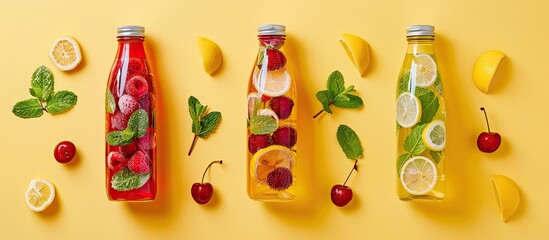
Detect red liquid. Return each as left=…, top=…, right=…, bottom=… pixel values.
left=106, top=37, right=157, bottom=201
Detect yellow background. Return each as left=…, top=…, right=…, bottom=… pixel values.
left=1, top=0, right=547, bottom=239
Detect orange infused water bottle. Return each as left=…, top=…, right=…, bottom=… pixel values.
left=106, top=26, right=157, bottom=201
left=396, top=25, right=446, bottom=201
left=247, top=24, right=297, bottom=201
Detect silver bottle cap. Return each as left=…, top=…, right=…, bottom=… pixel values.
left=406, top=25, right=434, bottom=37
left=117, top=25, right=145, bottom=37
left=258, top=24, right=286, bottom=36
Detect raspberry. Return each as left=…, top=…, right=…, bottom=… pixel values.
left=116, top=141, right=137, bottom=158
left=111, top=111, right=129, bottom=130
left=269, top=96, right=294, bottom=119
left=108, top=151, right=127, bottom=172
left=137, top=128, right=155, bottom=150
left=128, top=58, right=146, bottom=75
left=125, top=75, right=149, bottom=97
left=266, top=167, right=293, bottom=190
left=118, top=94, right=138, bottom=115
left=266, top=48, right=286, bottom=71
left=272, top=126, right=297, bottom=148
left=128, top=151, right=150, bottom=174
left=248, top=134, right=272, bottom=154
left=138, top=93, right=156, bottom=112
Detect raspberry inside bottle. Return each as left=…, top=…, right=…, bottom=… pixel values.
left=247, top=24, right=297, bottom=201
left=106, top=26, right=157, bottom=201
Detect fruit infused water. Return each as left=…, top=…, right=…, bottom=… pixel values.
left=247, top=24, right=297, bottom=201
left=396, top=25, right=446, bottom=201
left=106, top=26, right=157, bottom=201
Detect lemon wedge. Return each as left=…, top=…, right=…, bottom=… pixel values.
left=49, top=36, right=82, bottom=71
left=197, top=37, right=223, bottom=76
left=25, top=179, right=56, bottom=212
left=338, top=33, right=371, bottom=77
left=492, top=175, right=520, bottom=222
left=473, top=50, right=505, bottom=93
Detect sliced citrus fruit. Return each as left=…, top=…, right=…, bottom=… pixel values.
left=412, top=53, right=437, bottom=87
left=49, top=36, right=82, bottom=71
left=473, top=50, right=505, bottom=93
left=400, top=156, right=438, bottom=195
left=422, top=120, right=446, bottom=151
left=252, top=67, right=291, bottom=97
left=250, top=145, right=295, bottom=184
left=396, top=92, right=422, bottom=128
left=247, top=92, right=261, bottom=120
left=258, top=108, right=279, bottom=126
left=197, top=37, right=222, bottom=76
left=338, top=33, right=371, bottom=77
left=25, top=179, right=56, bottom=212
left=492, top=175, right=520, bottom=222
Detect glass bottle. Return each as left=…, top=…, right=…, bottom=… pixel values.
left=247, top=24, right=297, bottom=201
left=106, top=26, right=157, bottom=201
left=396, top=25, right=446, bottom=201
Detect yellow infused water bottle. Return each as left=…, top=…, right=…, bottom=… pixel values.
left=247, top=24, right=297, bottom=201
left=396, top=25, right=446, bottom=201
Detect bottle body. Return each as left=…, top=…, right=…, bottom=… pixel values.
left=396, top=26, right=446, bottom=201
left=247, top=25, right=297, bottom=201
left=106, top=28, right=157, bottom=201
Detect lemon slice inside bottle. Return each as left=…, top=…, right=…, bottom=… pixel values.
left=252, top=68, right=291, bottom=97
left=400, top=156, right=438, bottom=195
left=412, top=53, right=437, bottom=87
left=422, top=120, right=446, bottom=151
left=25, top=179, right=56, bottom=212
left=49, top=36, right=82, bottom=71
left=396, top=92, right=422, bottom=128
left=250, top=145, right=295, bottom=184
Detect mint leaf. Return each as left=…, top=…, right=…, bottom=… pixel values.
left=106, top=129, right=135, bottom=146
left=327, top=70, right=345, bottom=97
left=106, top=90, right=116, bottom=114
left=127, top=109, right=149, bottom=138
left=434, top=73, right=443, bottom=96
left=336, top=125, right=363, bottom=159
left=31, top=66, right=54, bottom=101
left=397, top=152, right=412, bottom=174
left=45, top=90, right=77, bottom=115
left=198, top=111, right=221, bottom=138
left=249, top=115, right=277, bottom=134
left=403, top=124, right=427, bottom=155
left=315, top=90, right=334, bottom=114
left=111, top=168, right=151, bottom=191
left=256, top=46, right=266, bottom=66
left=12, top=99, right=44, bottom=119
left=430, top=150, right=443, bottom=164
left=188, top=96, right=206, bottom=121
left=333, top=94, right=363, bottom=109
left=417, top=90, right=439, bottom=124
left=398, top=71, right=411, bottom=93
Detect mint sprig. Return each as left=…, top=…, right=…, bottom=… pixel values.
left=249, top=115, right=277, bottom=135
left=188, top=96, right=222, bottom=156
left=12, top=66, right=77, bottom=119
left=106, top=110, right=149, bottom=146
left=111, top=168, right=151, bottom=191
left=313, top=70, right=363, bottom=118
left=397, top=124, right=428, bottom=173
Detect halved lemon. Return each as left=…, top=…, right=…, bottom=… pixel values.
left=252, top=67, right=291, bottom=97
left=197, top=37, right=223, bottom=76
left=49, top=36, right=82, bottom=71
left=338, top=33, right=371, bottom=77
left=473, top=50, right=505, bottom=93
left=400, top=156, right=438, bottom=195
left=422, top=120, right=446, bottom=151
left=412, top=53, right=437, bottom=87
left=250, top=145, right=295, bottom=184
left=492, top=175, right=520, bottom=222
left=247, top=92, right=261, bottom=120
left=25, top=179, right=56, bottom=212
left=396, top=92, right=422, bottom=128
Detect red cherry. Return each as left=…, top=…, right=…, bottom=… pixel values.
left=331, top=160, right=358, bottom=207
left=54, top=141, right=76, bottom=164
left=477, top=107, right=501, bottom=153
left=191, top=160, right=223, bottom=204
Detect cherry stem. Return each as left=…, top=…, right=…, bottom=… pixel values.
left=201, top=160, right=223, bottom=184
left=313, top=109, right=324, bottom=119
left=342, top=159, right=358, bottom=186
left=480, top=107, right=492, bottom=133
left=188, top=135, right=199, bottom=156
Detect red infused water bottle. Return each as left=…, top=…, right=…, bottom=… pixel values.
left=106, top=26, right=157, bottom=201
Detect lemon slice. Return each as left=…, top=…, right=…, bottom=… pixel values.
left=258, top=108, right=279, bottom=126
left=473, top=50, right=505, bottom=93
left=412, top=53, right=437, bottom=87
left=422, top=120, right=446, bottom=151
left=338, top=33, right=371, bottom=77
left=197, top=37, right=223, bottom=76
left=247, top=92, right=261, bottom=120
left=49, top=36, right=82, bottom=71
left=400, top=156, right=438, bottom=195
left=396, top=92, right=422, bottom=128
left=492, top=175, right=520, bottom=222
left=250, top=145, right=295, bottom=184
left=25, top=179, right=56, bottom=212
left=252, top=67, right=291, bottom=97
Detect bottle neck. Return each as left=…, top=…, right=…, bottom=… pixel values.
left=406, top=36, right=435, bottom=55
left=116, top=36, right=146, bottom=59
left=258, top=35, right=285, bottom=48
